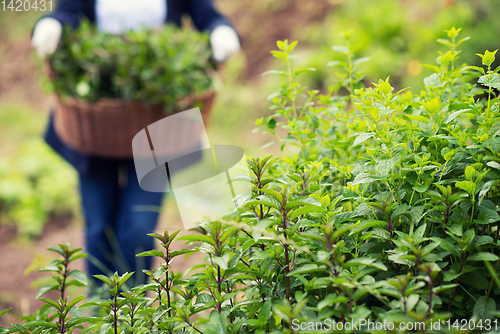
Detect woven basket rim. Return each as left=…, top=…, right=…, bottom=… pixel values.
left=56, top=89, right=216, bottom=110
left=53, top=90, right=216, bottom=158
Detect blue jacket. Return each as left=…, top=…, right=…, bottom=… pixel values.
left=41, top=0, right=232, bottom=174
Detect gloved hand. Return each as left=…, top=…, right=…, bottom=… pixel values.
left=31, top=18, right=63, bottom=58
left=210, top=25, right=240, bottom=63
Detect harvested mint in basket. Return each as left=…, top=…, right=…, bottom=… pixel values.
left=47, top=21, right=215, bottom=110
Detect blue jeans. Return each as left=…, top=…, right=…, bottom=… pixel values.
left=78, top=158, right=164, bottom=286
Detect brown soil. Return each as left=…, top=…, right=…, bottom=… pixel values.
left=0, top=38, right=48, bottom=106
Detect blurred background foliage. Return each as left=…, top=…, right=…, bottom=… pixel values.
left=0, top=10, right=78, bottom=240
left=0, top=0, right=500, bottom=238
left=0, top=104, right=77, bottom=238
left=296, top=0, right=500, bottom=91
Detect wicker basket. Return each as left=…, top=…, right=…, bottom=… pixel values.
left=53, top=92, right=216, bottom=158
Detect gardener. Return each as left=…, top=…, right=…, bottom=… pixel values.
left=31, top=0, right=240, bottom=286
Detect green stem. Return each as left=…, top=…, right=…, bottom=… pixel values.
left=286, top=58, right=297, bottom=118
left=347, top=53, right=354, bottom=95
left=451, top=36, right=456, bottom=71
left=113, top=293, right=118, bottom=334
left=470, top=199, right=475, bottom=224
left=486, top=257, right=500, bottom=300
left=487, top=86, right=492, bottom=122
left=448, top=251, right=467, bottom=312
left=439, top=160, right=448, bottom=183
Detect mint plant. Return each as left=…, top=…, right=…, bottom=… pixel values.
left=2, top=27, right=500, bottom=333
left=253, top=28, right=500, bottom=324
left=5, top=244, right=90, bottom=334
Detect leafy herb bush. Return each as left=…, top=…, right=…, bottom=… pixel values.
left=2, top=27, right=500, bottom=333
left=48, top=21, right=215, bottom=109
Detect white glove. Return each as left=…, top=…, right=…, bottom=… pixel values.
left=210, top=25, right=240, bottom=63
left=31, top=18, right=63, bottom=58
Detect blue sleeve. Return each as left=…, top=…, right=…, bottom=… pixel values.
left=185, top=0, right=233, bottom=32
left=38, top=0, right=91, bottom=28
